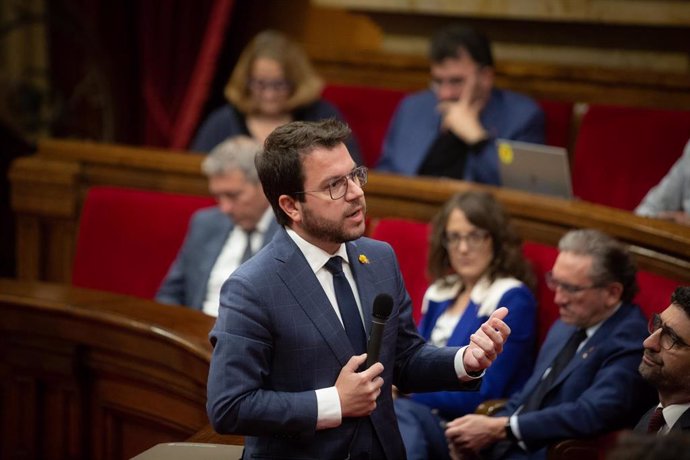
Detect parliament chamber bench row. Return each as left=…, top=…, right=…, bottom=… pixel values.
left=322, top=83, right=690, bottom=211
left=4, top=140, right=690, bottom=459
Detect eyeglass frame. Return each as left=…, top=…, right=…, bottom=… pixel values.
left=544, top=271, right=605, bottom=295
left=648, top=313, right=690, bottom=350
left=247, top=78, right=292, bottom=93
left=441, top=229, right=490, bottom=251
left=295, top=166, right=368, bottom=200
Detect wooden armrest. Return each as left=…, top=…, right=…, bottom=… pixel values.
left=547, top=430, right=621, bottom=460
left=186, top=424, right=245, bottom=446
left=475, top=399, right=507, bottom=416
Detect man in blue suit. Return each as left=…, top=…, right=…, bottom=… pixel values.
left=207, top=119, right=511, bottom=460
left=445, top=229, right=655, bottom=460
left=156, top=136, right=279, bottom=314
left=376, top=24, right=544, bottom=184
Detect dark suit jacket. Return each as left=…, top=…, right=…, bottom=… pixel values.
left=635, top=405, right=690, bottom=433
left=207, top=228, right=478, bottom=459
left=155, top=206, right=279, bottom=310
left=493, top=303, right=656, bottom=460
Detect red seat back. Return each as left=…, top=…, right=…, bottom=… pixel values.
left=522, top=241, right=561, bottom=345
left=322, top=84, right=408, bottom=168
left=72, top=186, right=215, bottom=299
left=538, top=99, right=574, bottom=148
left=572, top=104, right=690, bottom=210
left=635, top=271, right=680, bottom=319
left=369, top=218, right=431, bottom=323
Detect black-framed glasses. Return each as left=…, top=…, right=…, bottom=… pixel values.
left=296, top=166, right=368, bottom=200
left=545, top=271, right=602, bottom=295
left=247, top=78, right=291, bottom=93
left=442, top=229, right=490, bottom=251
left=648, top=313, right=690, bottom=350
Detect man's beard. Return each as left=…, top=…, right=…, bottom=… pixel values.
left=301, top=201, right=366, bottom=245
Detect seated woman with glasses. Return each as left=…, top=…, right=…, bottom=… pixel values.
left=191, top=30, right=361, bottom=164
left=394, top=190, right=537, bottom=460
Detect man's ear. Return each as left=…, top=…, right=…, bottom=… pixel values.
left=604, top=281, right=624, bottom=307
left=278, top=194, right=301, bottom=223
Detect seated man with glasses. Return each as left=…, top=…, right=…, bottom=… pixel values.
left=376, top=23, right=544, bottom=184
left=635, top=286, right=690, bottom=435
left=445, top=228, right=656, bottom=460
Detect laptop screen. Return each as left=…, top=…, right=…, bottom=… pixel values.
left=496, top=139, right=573, bottom=199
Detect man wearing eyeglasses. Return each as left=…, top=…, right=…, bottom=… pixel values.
left=206, top=119, right=511, bottom=460
left=377, top=23, right=544, bottom=184
left=445, top=229, right=655, bottom=460
left=635, top=286, right=690, bottom=434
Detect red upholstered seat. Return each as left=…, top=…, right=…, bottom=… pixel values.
left=538, top=99, right=574, bottom=148
left=522, top=241, right=561, bottom=345
left=635, top=271, right=680, bottom=319
left=572, top=104, right=690, bottom=211
left=72, top=186, right=215, bottom=299
left=322, top=84, right=408, bottom=168
left=369, top=218, right=431, bottom=324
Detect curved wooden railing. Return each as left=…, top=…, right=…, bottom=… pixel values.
left=0, top=278, right=239, bottom=460
left=9, top=138, right=690, bottom=285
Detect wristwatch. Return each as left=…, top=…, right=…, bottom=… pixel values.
left=504, top=419, right=518, bottom=443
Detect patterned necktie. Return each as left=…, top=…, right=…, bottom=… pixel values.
left=522, top=328, right=588, bottom=412
left=324, top=257, right=366, bottom=355
left=240, top=230, right=255, bottom=264
left=647, top=407, right=666, bottom=434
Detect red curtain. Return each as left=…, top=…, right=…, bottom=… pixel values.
left=138, top=0, right=235, bottom=148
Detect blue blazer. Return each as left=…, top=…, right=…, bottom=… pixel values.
left=412, top=280, right=536, bottom=419
left=207, top=228, right=477, bottom=460
left=155, top=207, right=279, bottom=310
left=494, top=303, right=656, bottom=459
left=377, top=88, right=544, bottom=185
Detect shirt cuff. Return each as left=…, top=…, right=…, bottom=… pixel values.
left=511, top=415, right=528, bottom=451
left=315, top=386, right=342, bottom=430
left=454, top=346, right=485, bottom=381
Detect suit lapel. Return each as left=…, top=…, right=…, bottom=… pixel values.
left=553, top=305, right=630, bottom=388
left=346, top=241, right=374, bottom=336
left=272, top=230, right=360, bottom=366
left=673, top=407, right=690, bottom=432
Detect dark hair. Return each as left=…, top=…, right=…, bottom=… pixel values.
left=671, top=286, right=690, bottom=318
left=256, top=118, right=351, bottom=226
left=428, top=190, right=535, bottom=290
left=558, top=229, right=639, bottom=303
left=429, top=23, right=494, bottom=67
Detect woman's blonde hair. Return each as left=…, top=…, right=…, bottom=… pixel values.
left=225, top=30, right=324, bottom=114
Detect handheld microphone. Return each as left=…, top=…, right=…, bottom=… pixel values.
left=366, top=294, right=394, bottom=368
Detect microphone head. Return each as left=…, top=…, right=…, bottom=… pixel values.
left=372, top=294, right=394, bottom=320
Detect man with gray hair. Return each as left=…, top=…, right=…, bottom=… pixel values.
left=445, top=229, right=655, bottom=460
left=156, top=135, right=278, bottom=315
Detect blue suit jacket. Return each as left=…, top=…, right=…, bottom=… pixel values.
left=377, top=88, right=544, bottom=185
left=412, top=283, right=536, bottom=418
left=155, top=207, right=279, bottom=310
left=207, top=228, right=477, bottom=459
left=493, top=303, right=656, bottom=460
